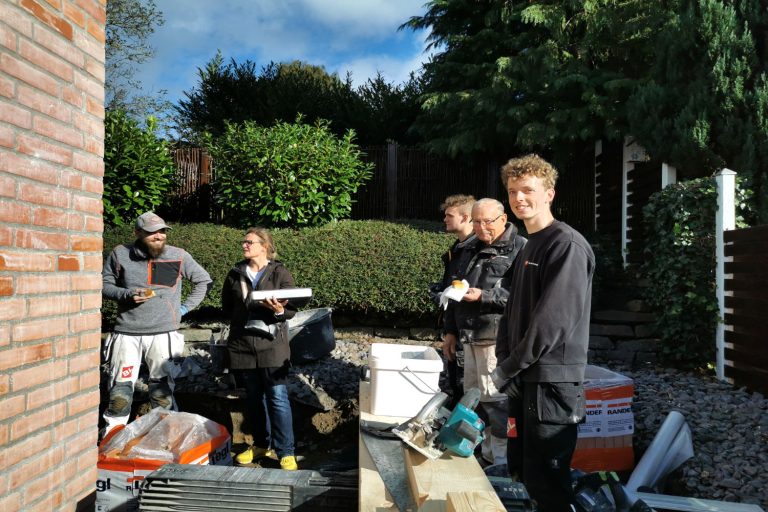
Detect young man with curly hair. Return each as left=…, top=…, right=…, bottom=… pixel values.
left=492, top=154, right=595, bottom=511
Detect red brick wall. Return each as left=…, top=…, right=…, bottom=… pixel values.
left=0, top=0, right=105, bottom=510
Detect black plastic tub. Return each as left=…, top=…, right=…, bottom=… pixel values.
left=288, top=308, right=335, bottom=364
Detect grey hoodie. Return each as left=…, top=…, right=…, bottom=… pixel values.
left=102, top=241, right=212, bottom=334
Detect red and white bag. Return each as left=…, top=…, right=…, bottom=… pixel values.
left=95, top=408, right=232, bottom=512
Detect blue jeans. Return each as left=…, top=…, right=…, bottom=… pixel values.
left=241, top=368, right=295, bottom=458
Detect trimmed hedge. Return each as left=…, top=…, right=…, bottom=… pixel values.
left=102, top=220, right=452, bottom=329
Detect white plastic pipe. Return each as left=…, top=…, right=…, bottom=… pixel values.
left=626, top=410, right=694, bottom=493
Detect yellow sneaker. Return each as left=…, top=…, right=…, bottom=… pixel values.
left=235, top=446, right=277, bottom=465
left=280, top=455, right=298, bottom=471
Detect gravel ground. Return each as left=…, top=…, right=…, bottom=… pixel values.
left=178, top=336, right=768, bottom=509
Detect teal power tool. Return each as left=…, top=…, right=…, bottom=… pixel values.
left=392, top=388, right=485, bottom=459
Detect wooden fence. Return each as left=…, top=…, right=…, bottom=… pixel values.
left=165, top=144, right=596, bottom=232
left=723, top=224, right=768, bottom=394
left=163, top=147, right=215, bottom=222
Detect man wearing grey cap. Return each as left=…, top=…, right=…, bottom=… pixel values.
left=100, top=211, right=212, bottom=439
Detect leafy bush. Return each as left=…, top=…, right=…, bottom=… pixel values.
left=103, top=110, right=175, bottom=226
left=102, top=220, right=452, bottom=329
left=202, top=117, right=373, bottom=228
left=638, top=177, right=753, bottom=366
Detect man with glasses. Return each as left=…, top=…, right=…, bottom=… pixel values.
left=443, top=198, right=526, bottom=465
left=101, top=211, right=212, bottom=439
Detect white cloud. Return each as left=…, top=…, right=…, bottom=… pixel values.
left=134, top=0, right=432, bottom=104
left=300, top=0, right=424, bottom=38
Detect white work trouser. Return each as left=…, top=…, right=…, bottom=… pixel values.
left=101, top=332, right=184, bottom=432
left=464, top=342, right=508, bottom=466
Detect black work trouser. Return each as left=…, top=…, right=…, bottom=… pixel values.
left=507, top=381, right=584, bottom=512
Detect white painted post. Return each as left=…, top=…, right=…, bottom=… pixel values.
left=622, top=137, right=648, bottom=266
left=621, top=139, right=632, bottom=266
left=594, top=140, right=602, bottom=232
left=715, top=169, right=736, bottom=381
left=661, top=163, right=677, bottom=188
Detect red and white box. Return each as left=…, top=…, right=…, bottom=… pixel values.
left=572, top=365, right=635, bottom=472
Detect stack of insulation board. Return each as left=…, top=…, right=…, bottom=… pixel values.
left=572, top=365, right=635, bottom=472
left=138, top=464, right=356, bottom=511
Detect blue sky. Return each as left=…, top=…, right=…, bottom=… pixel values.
left=135, top=0, right=432, bottom=106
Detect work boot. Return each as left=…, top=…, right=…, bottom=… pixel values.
left=235, top=446, right=277, bottom=465
left=280, top=455, right=298, bottom=471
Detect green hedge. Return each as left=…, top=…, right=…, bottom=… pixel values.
left=102, top=220, right=452, bottom=329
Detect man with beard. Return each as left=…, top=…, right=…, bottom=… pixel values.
left=101, top=212, right=212, bottom=439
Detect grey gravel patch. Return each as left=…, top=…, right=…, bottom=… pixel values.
left=619, top=364, right=768, bottom=509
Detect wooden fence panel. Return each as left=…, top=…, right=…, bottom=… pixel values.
left=723, top=225, right=768, bottom=395
left=163, top=147, right=215, bottom=222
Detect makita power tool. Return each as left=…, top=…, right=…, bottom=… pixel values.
left=391, top=388, right=485, bottom=459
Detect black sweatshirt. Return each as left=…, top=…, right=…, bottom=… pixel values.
left=495, top=221, right=595, bottom=382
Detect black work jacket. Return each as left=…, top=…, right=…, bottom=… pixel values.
left=221, top=260, right=304, bottom=369
left=444, top=223, right=526, bottom=343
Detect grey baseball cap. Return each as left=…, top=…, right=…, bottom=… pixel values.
left=135, top=212, right=171, bottom=232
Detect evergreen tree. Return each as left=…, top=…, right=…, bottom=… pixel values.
left=403, top=0, right=657, bottom=159
left=627, top=0, right=768, bottom=218
left=174, top=55, right=423, bottom=146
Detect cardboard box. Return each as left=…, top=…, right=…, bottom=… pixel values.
left=369, top=343, right=443, bottom=417
left=572, top=365, right=635, bottom=472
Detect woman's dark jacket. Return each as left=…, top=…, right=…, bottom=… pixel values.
left=444, top=223, right=526, bottom=344
left=221, top=260, right=304, bottom=369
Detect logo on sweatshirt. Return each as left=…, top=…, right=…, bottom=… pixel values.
left=121, top=366, right=134, bottom=379
left=524, top=260, right=539, bottom=267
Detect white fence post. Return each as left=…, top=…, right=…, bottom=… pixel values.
left=715, top=169, right=736, bottom=381
left=661, top=163, right=677, bottom=188
left=621, top=137, right=648, bottom=266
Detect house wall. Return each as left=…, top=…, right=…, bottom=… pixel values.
left=0, top=0, right=105, bottom=510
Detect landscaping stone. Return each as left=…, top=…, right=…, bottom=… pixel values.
left=590, top=323, right=635, bottom=338
left=624, top=299, right=648, bottom=312
left=616, top=338, right=659, bottom=352
left=588, top=335, right=614, bottom=350
left=181, top=328, right=213, bottom=342
left=634, top=323, right=657, bottom=338
left=373, top=327, right=410, bottom=339
left=409, top=327, right=439, bottom=341
left=592, top=310, right=655, bottom=324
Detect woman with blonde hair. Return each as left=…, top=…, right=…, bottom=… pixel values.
left=221, top=227, right=306, bottom=470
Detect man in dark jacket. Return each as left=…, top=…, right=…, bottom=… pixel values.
left=492, top=155, right=595, bottom=511
left=430, top=194, right=477, bottom=403
left=443, top=198, right=526, bottom=465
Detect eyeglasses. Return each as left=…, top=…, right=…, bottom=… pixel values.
left=472, top=214, right=504, bottom=227
left=242, top=240, right=264, bottom=246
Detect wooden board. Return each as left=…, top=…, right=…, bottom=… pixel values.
left=359, top=381, right=503, bottom=512
left=446, top=491, right=506, bottom=512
